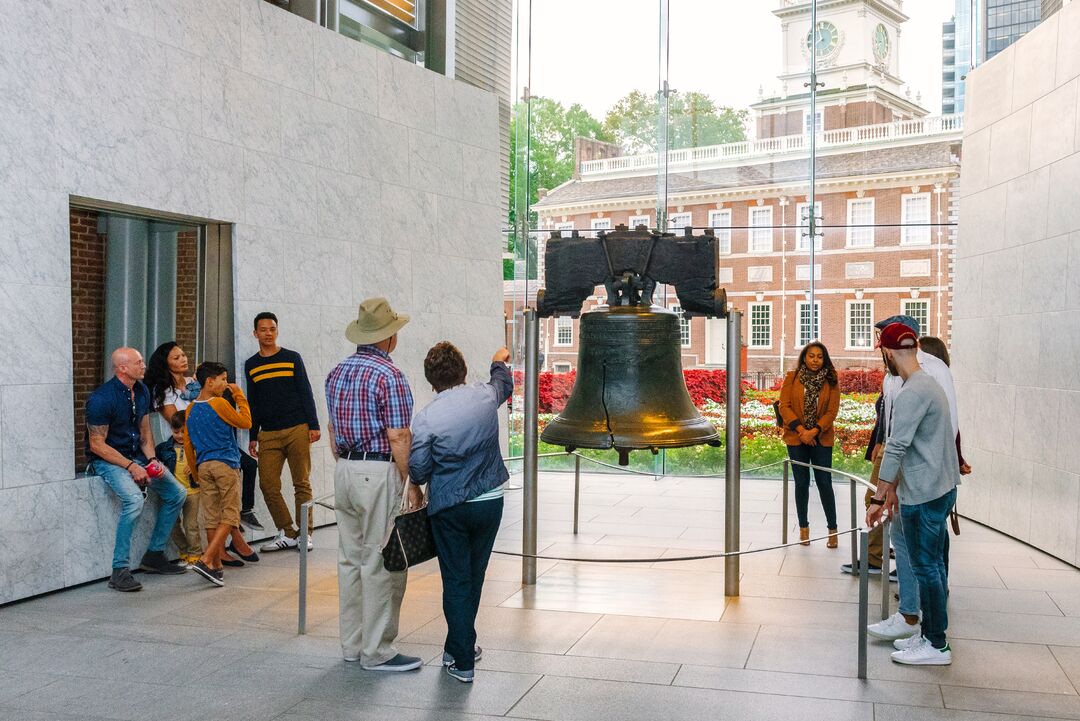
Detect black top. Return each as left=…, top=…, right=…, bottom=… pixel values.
left=243, top=347, right=320, bottom=441
left=85, top=376, right=151, bottom=464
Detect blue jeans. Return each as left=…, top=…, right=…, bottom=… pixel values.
left=890, top=511, right=920, bottom=617
left=786, top=443, right=837, bottom=529
left=430, top=497, right=503, bottom=671
left=899, top=487, right=956, bottom=649
left=90, top=459, right=187, bottom=569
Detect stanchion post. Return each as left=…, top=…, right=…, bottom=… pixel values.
left=298, top=500, right=311, bottom=635
left=880, top=518, right=891, bottom=620
left=850, top=479, right=858, bottom=571
left=573, top=454, right=581, bottom=535
left=781, top=459, right=789, bottom=545
left=858, top=529, right=870, bottom=680
left=724, top=309, right=742, bottom=597
left=522, top=309, right=540, bottom=586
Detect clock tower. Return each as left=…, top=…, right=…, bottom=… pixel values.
left=754, top=0, right=929, bottom=140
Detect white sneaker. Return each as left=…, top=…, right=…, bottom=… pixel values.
left=260, top=530, right=298, bottom=552
left=868, top=612, right=921, bottom=641
left=891, top=637, right=952, bottom=665
left=894, top=633, right=924, bottom=651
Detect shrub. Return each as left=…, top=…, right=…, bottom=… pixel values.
left=837, top=368, right=884, bottom=394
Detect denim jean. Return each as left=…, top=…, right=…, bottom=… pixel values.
left=90, top=459, right=187, bottom=569
left=786, top=443, right=838, bottom=529
left=899, top=487, right=956, bottom=648
left=890, top=510, right=920, bottom=616
left=430, top=497, right=504, bottom=671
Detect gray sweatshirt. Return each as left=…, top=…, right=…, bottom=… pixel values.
left=878, top=370, right=960, bottom=506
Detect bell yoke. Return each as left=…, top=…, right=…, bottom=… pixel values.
left=536, top=224, right=729, bottom=465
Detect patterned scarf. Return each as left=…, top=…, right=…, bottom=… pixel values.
left=799, top=366, right=828, bottom=429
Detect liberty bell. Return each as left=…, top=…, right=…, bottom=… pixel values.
left=536, top=224, right=728, bottom=465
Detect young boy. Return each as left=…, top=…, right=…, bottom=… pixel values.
left=185, top=362, right=253, bottom=586
left=156, top=410, right=201, bottom=567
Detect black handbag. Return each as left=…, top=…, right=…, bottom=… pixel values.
left=772, top=400, right=784, bottom=428
left=382, top=505, right=437, bottom=572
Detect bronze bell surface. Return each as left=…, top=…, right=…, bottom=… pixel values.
left=541, top=304, right=721, bottom=465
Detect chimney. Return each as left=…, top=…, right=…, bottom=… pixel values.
left=573, top=136, right=621, bottom=179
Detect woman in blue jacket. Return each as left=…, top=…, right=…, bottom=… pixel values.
left=408, top=342, right=513, bottom=684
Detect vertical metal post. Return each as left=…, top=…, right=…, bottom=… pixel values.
left=724, top=310, right=742, bottom=597
left=573, top=454, right=581, bottom=535
left=850, top=479, right=858, bottom=571
left=782, top=459, right=789, bottom=545
left=858, top=529, right=870, bottom=680
left=522, top=309, right=540, bottom=585
left=880, top=519, right=891, bottom=619
left=298, top=500, right=311, bottom=635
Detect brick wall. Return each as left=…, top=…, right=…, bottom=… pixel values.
left=70, top=209, right=106, bottom=471
left=175, top=230, right=199, bottom=357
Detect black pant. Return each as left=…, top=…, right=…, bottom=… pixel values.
left=787, top=443, right=837, bottom=529
left=430, top=497, right=504, bottom=671
left=240, top=450, right=257, bottom=512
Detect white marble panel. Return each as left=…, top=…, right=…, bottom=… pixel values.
left=189, top=135, right=245, bottom=223
left=977, top=247, right=1024, bottom=319
left=316, top=169, right=382, bottom=241
left=958, top=127, right=991, bottom=199
left=314, top=27, right=378, bottom=113
left=350, top=242, right=414, bottom=313
left=1028, top=464, right=1079, bottom=562
left=1057, top=0, right=1080, bottom=85
left=282, top=88, right=351, bottom=173
left=239, top=0, right=314, bottom=93
left=951, top=253, right=983, bottom=322
left=994, top=314, right=1041, bottom=387
left=1, top=384, right=74, bottom=487
left=318, top=305, right=360, bottom=371
left=434, top=74, right=501, bottom=152
left=957, top=445, right=993, bottom=522
left=462, top=146, right=502, bottom=209
left=151, top=0, right=242, bottom=68
left=1047, top=152, right=1080, bottom=237
left=234, top=224, right=286, bottom=303
left=1004, top=166, right=1049, bottom=248
left=61, top=475, right=120, bottom=588
left=1012, top=386, right=1064, bottom=470
left=436, top=195, right=501, bottom=259
left=283, top=236, right=353, bottom=307
left=966, top=44, right=1016, bottom=135
left=1020, top=234, right=1070, bottom=314
left=243, top=150, right=318, bottom=234
left=1030, top=79, right=1078, bottom=171
left=1068, top=231, right=1080, bottom=309
left=0, top=91, right=61, bottom=190
left=201, top=63, right=282, bottom=155
left=988, top=452, right=1033, bottom=539
left=988, top=106, right=1032, bottom=188
left=958, top=183, right=1006, bottom=259
left=1038, top=310, right=1080, bottom=392
left=0, top=283, right=72, bottom=386
left=347, top=110, right=411, bottom=186
left=466, top=258, right=506, bottom=314
left=0, top=483, right=65, bottom=604
left=1061, top=392, right=1080, bottom=475
left=0, top=187, right=69, bottom=288
left=1012, top=12, right=1059, bottom=112
left=377, top=52, right=435, bottom=133
left=411, top=252, right=469, bottom=315
left=409, top=129, right=463, bottom=197
left=380, top=183, right=437, bottom=251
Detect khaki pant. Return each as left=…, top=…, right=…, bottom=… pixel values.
left=170, top=492, right=202, bottom=557
left=865, top=453, right=885, bottom=567
left=198, top=461, right=241, bottom=530
left=257, top=423, right=313, bottom=538
left=334, top=458, right=408, bottom=666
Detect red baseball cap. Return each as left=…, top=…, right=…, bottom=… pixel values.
left=877, top=322, right=918, bottom=350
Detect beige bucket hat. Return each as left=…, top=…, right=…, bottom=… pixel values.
left=345, top=297, right=410, bottom=346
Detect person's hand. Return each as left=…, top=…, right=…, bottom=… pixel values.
left=309, top=429, right=321, bottom=444
left=248, top=441, right=259, bottom=458
left=960, top=462, right=972, bottom=475
left=798, top=429, right=817, bottom=445
left=227, top=382, right=242, bottom=394
left=129, top=463, right=149, bottom=484
left=492, top=347, right=511, bottom=363
left=406, top=483, right=424, bottom=511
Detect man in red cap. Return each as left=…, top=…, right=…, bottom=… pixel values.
left=867, top=322, right=961, bottom=666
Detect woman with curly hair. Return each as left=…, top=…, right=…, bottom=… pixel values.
left=146, top=341, right=200, bottom=440
left=778, top=341, right=841, bottom=548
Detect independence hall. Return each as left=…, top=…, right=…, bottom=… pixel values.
left=523, top=0, right=962, bottom=374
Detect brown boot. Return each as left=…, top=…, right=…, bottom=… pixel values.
left=827, top=528, right=839, bottom=549
left=799, top=527, right=810, bottom=546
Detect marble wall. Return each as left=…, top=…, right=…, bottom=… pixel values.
left=955, top=3, right=1080, bottom=566
left=0, top=0, right=503, bottom=603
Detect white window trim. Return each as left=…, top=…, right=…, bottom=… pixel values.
left=552, top=362, right=572, bottom=373
left=795, top=300, right=821, bottom=348
left=708, top=209, right=732, bottom=254
left=554, top=316, right=574, bottom=346
left=900, top=299, right=930, bottom=336
left=795, top=263, right=822, bottom=281
left=718, top=266, right=734, bottom=284
left=845, top=261, right=875, bottom=279
left=900, top=258, right=932, bottom=277
left=748, top=301, right=773, bottom=350
left=795, top=201, right=822, bottom=251
left=845, top=299, right=876, bottom=351
left=628, top=214, right=650, bottom=230
left=846, top=197, right=875, bottom=248
left=554, top=221, right=574, bottom=238
left=900, top=192, right=932, bottom=246
left=804, top=109, right=823, bottom=134
left=747, top=265, right=773, bottom=283
left=668, top=212, right=693, bottom=231
left=671, top=304, right=691, bottom=348
left=749, top=206, right=774, bottom=253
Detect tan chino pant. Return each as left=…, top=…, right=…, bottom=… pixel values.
left=257, top=423, right=313, bottom=537
left=334, top=458, right=408, bottom=666
left=864, top=452, right=885, bottom=567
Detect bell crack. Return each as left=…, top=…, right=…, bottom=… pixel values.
left=599, top=358, right=616, bottom=449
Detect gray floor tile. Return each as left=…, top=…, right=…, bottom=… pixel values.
left=1051, top=645, right=1080, bottom=689
left=0, top=670, right=63, bottom=704
left=998, top=566, right=1080, bottom=593
left=942, top=686, right=1080, bottom=719
left=403, top=605, right=601, bottom=655
left=277, top=704, right=510, bottom=721
left=950, top=609, right=1080, bottom=645
left=720, top=594, right=859, bottom=629
left=460, top=648, right=680, bottom=684
left=945, top=586, right=1063, bottom=616
left=874, top=703, right=1071, bottom=721
left=566, top=615, right=759, bottom=668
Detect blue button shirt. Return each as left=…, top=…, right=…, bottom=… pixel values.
left=408, top=363, right=513, bottom=515
left=85, top=376, right=151, bottom=464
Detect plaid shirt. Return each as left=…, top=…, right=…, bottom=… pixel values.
left=325, top=346, right=414, bottom=455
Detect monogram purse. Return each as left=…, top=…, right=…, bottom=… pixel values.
left=382, top=502, right=437, bottom=572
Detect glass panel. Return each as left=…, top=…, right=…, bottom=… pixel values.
left=847, top=300, right=874, bottom=350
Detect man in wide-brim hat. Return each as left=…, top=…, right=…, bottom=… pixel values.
left=325, top=297, right=424, bottom=672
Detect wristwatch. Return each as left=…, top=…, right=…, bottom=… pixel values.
left=868, top=497, right=885, bottom=507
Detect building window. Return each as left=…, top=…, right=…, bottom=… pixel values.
left=555, top=221, right=574, bottom=238
left=749, top=206, right=773, bottom=253
left=847, top=300, right=874, bottom=350
left=795, top=264, right=822, bottom=281
left=553, top=362, right=572, bottom=373
left=628, top=214, right=650, bottom=230
left=845, top=261, right=875, bottom=279
left=748, top=302, right=772, bottom=349
left=671, top=304, right=691, bottom=347
left=901, top=193, right=932, bottom=245
left=590, top=218, right=612, bottom=238
left=804, top=109, right=823, bottom=134
left=847, top=198, right=875, bottom=248
left=708, top=209, right=732, bottom=254
left=796, top=201, right=822, bottom=251
left=555, top=316, right=573, bottom=346
left=900, top=258, right=931, bottom=277
left=668, top=212, right=693, bottom=231
left=796, top=301, right=820, bottom=347
left=901, top=299, right=930, bottom=336
left=719, top=267, right=733, bottom=284
left=748, top=265, right=773, bottom=283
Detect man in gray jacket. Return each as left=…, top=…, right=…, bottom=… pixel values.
left=867, top=322, right=960, bottom=666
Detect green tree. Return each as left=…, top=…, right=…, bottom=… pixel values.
left=603, top=90, right=748, bottom=154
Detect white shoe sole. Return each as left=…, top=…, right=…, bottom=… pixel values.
left=891, top=652, right=951, bottom=666
left=868, top=628, right=919, bottom=641
left=362, top=660, right=423, bottom=672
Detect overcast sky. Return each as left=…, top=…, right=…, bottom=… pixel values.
left=513, top=0, right=954, bottom=123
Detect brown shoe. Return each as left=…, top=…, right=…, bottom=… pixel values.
left=827, top=528, right=839, bottom=549
left=800, top=527, right=810, bottom=546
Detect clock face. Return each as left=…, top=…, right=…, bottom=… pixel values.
left=806, top=21, right=840, bottom=58
left=873, top=24, right=890, bottom=62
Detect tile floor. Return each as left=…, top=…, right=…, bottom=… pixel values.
left=1, top=470, right=1078, bottom=721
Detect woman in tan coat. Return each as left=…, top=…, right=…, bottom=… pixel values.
left=779, top=341, right=841, bottom=548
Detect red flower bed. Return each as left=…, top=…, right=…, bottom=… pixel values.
left=515, top=369, right=752, bottom=413
left=768, top=368, right=884, bottom=394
